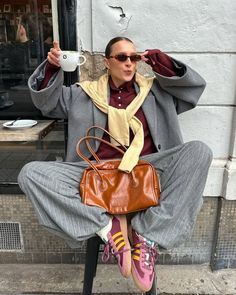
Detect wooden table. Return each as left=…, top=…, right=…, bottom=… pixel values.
left=0, top=120, right=55, bottom=142
left=0, top=120, right=56, bottom=189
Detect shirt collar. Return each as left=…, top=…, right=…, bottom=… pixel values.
left=109, top=76, right=135, bottom=92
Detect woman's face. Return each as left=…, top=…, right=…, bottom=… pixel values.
left=104, top=40, right=139, bottom=88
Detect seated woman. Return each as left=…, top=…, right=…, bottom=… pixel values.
left=18, top=37, right=212, bottom=292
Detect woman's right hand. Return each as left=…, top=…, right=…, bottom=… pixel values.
left=47, top=41, right=61, bottom=67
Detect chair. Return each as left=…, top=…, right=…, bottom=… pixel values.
left=82, top=235, right=158, bottom=295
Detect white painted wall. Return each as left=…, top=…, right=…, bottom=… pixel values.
left=77, top=0, right=236, bottom=199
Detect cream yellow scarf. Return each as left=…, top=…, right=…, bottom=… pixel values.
left=78, top=73, right=154, bottom=173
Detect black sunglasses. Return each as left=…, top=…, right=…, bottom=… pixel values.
left=109, top=54, right=142, bottom=62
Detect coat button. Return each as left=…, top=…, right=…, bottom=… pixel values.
left=158, top=144, right=161, bottom=150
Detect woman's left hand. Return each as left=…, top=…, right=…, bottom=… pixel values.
left=140, top=50, right=149, bottom=62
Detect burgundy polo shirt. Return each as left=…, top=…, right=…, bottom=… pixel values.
left=96, top=77, right=157, bottom=159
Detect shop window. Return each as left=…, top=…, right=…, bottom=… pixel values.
left=0, top=1, right=65, bottom=189
left=0, top=0, right=53, bottom=118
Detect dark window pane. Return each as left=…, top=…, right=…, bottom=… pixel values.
left=0, top=1, right=66, bottom=188
left=0, top=0, right=53, bottom=119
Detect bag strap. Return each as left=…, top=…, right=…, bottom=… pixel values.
left=76, top=135, right=127, bottom=180
left=85, top=126, right=127, bottom=163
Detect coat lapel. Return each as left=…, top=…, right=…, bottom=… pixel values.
left=142, top=91, right=158, bottom=147
left=92, top=103, right=107, bottom=150
left=92, top=84, right=111, bottom=150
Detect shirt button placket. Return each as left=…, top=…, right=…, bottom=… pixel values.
left=118, top=88, right=122, bottom=107
left=118, top=90, right=121, bottom=107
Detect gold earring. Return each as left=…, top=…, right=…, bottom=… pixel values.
left=107, top=68, right=111, bottom=75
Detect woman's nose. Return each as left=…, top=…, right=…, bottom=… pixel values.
left=125, top=58, right=132, bottom=65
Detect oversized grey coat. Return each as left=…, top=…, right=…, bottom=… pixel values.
left=28, top=58, right=206, bottom=160
left=18, top=57, right=213, bottom=248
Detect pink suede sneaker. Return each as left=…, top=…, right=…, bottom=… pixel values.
left=130, top=229, right=157, bottom=292
left=102, top=215, right=131, bottom=278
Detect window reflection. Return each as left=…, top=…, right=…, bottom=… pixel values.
left=0, top=1, right=53, bottom=118
left=0, top=1, right=65, bottom=188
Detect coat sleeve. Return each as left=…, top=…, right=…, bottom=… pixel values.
left=28, top=60, right=83, bottom=118
left=154, top=58, right=206, bottom=114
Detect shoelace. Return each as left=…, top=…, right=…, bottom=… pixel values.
left=132, top=241, right=157, bottom=270
left=102, top=242, right=130, bottom=262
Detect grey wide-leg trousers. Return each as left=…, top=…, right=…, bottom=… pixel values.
left=17, top=140, right=212, bottom=249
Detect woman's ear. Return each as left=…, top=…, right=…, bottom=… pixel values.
left=104, top=58, right=110, bottom=70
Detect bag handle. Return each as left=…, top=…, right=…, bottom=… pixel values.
left=85, top=126, right=127, bottom=163
left=76, top=135, right=128, bottom=180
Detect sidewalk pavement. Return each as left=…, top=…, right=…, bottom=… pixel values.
left=0, top=264, right=235, bottom=295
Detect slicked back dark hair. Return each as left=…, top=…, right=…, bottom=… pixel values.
left=105, top=37, right=133, bottom=58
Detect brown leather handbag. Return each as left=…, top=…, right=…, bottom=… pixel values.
left=76, top=126, right=161, bottom=214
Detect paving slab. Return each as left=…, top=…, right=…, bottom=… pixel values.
left=0, top=264, right=235, bottom=295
